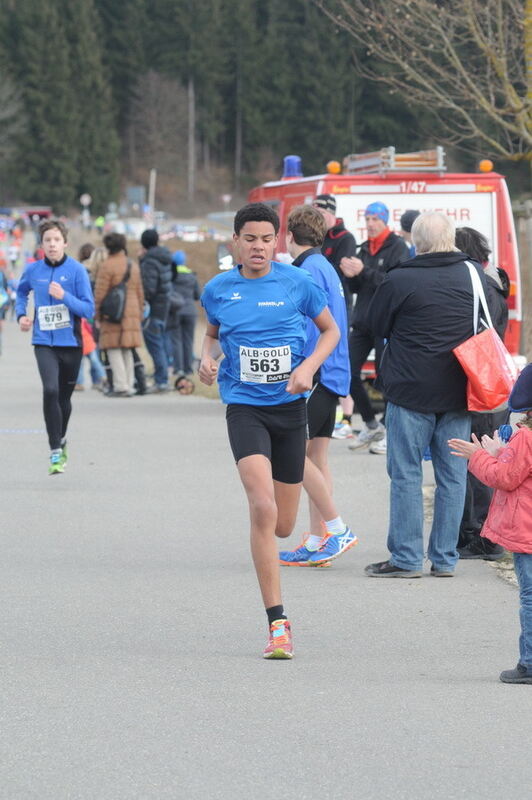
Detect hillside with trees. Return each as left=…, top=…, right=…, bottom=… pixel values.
left=0, top=0, right=528, bottom=214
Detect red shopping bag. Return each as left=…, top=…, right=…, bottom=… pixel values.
left=453, top=327, right=518, bottom=412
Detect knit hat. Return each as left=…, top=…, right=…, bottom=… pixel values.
left=508, top=364, right=532, bottom=412
left=313, top=194, right=336, bottom=214
left=400, top=209, right=420, bottom=233
left=141, top=228, right=159, bottom=249
left=172, top=250, right=186, bottom=266
left=365, top=202, right=389, bottom=224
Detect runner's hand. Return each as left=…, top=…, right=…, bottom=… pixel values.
left=19, top=315, right=32, bottom=332
left=199, top=356, right=218, bottom=385
left=49, top=281, right=65, bottom=299
left=286, top=363, right=313, bottom=395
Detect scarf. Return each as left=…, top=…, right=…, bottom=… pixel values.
left=368, top=227, right=390, bottom=256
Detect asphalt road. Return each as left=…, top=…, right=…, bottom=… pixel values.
left=1, top=321, right=531, bottom=800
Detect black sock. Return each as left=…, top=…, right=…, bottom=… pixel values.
left=266, top=605, right=286, bottom=626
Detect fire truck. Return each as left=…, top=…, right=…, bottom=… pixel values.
left=246, top=147, right=523, bottom=363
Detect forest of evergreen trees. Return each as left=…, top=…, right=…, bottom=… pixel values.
left=0, top=0, right=517, bottom=214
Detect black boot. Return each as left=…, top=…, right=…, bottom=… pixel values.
left=458, top=535, right=506, bottom=561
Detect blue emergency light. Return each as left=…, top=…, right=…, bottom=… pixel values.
left=282, top=155, right=303, bottom=179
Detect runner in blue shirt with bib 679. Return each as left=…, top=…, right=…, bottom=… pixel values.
left=16, top=219, right=94, bottom=475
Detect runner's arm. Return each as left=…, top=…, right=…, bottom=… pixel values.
left=60, top=268, right=95, bottom=319
left=15, top=267, right=32, bottom=322
left=199, top=322, right=222, bottom=385
left=286, top=308, right=339, bottom=395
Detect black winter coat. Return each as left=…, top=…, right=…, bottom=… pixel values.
left=485, top=268, right=509, bottom=340
left=139, top=245, right=173, bottom=322
left=347, top=232, right=410, bottom=330
left=321, top=219, right=357, bottom=310
left=166, top=269, right=201, bottom=329
left=368, top=251, right=492, bottom=414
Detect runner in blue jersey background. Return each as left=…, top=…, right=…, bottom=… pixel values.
left=279, top=204, right=356, bottom=568
left=199, top=202, right=340, bottom=659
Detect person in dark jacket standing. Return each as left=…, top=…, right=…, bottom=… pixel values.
left=454, top=226, right=510, bottom=561
left=364, top=211, right=482, bottom=578
left=340, top=201, right=409, bottom=454
left=139, top=228, right=172, bottom=391
left=312, top=194, right=356, bottom=309
left=166, top=250, right=201, bottom=391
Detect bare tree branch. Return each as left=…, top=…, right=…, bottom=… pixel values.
left=314, top=0, right=531, bottom=161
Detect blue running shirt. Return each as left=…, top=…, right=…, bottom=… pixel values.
left=296, top=251, right=351, bottom=397
left=201, top=261, right=327, bottom=405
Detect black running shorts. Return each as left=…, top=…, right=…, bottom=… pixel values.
left=226, top=398, right=307, bottom=484
left=306, top=382, right=338, bottom=439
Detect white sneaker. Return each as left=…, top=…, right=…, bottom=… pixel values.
left=332, top=422, right=353, bottom=439
left=369, top=434, right=387, bottom=455
left=348, top=422, right=385, bottom=450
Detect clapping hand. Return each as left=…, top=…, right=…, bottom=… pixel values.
left=480, top=431, right=503, bottom=456
left=448, top=433, right=482, bottom=459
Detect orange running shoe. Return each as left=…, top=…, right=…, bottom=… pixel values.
left=263, top=619, right=293, bottom=659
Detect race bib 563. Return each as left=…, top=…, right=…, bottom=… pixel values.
left=239, top=345, right=291, bottom=384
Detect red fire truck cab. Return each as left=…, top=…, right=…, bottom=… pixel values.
left=247, top=147, right=523, bottom=363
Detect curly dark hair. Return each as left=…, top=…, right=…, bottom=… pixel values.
left=103, top=232, right=127, bottom=255
left=455, top=227, right=491, bottom=264
left=78, top=242, right=95, bottom=262
left=234, top=203, right=280, bottom=235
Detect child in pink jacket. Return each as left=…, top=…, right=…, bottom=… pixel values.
left=449, top=363, right=532, bottom=685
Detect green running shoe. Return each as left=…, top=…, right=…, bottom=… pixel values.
left=59, top=441, right=68, bottom=469
left=49, top=451, right=65, bottom=476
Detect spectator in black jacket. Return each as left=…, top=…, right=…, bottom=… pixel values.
left=364, top=211, right=484, bottom=578
left=454, top=226, right=510, bottom=561
left=312, top=194, right=356, bottom=309
left=340, top=202, right=409, bottom=454
left=139, top=229, right=172, bottom=391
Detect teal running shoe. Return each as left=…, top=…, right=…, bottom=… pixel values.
left=59, top=441, right=68, bottom=470
left=49, top=451, right=65, bottom=476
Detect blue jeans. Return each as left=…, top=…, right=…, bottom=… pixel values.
left=77, top=350, right=106, bottom=386
left=143, top=317, right=169, bottom=386
left=513, top=554, right=532, bottom=671
left=386, top=402, right=471, bottom=571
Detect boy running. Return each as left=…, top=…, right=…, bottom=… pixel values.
left=16, top=220, right=94, bottom=474
left=199, top=203, right=339, bottom=659
left=279, top=205, right=356, bottom=566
